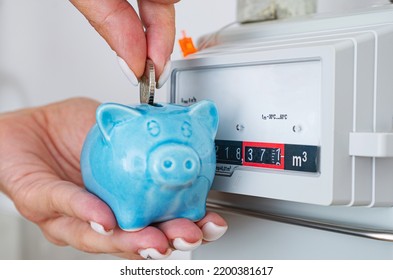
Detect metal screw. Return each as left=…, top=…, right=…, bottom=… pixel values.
left=292, top=125, right=302, bottom=133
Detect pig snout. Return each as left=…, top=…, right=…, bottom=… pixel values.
left=148, top=143, right=201, bottom=188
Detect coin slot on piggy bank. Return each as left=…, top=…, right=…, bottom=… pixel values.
left=80, top=100, right=219, bottom=231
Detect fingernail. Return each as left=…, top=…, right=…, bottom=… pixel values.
left=201, top=222, right=228, bottom=242
left=173, top=238, right=202, bottom=251
left=157, top=60, right=172, bottom=89
left=138, top=248, right=172, bottom=260
left=117, top=56, right=139, bottom=86
left=90, top=221, right=113, bottom=236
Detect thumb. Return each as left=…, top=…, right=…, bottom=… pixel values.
left=15, top=179, right=117, bottom=233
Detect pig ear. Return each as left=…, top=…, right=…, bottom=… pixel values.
left=96, top=103, right=142, bottom=143
left=188, top=100, right=219, bottom=138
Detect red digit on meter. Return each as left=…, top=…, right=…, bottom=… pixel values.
left=242, top=142, right=285, bottom=170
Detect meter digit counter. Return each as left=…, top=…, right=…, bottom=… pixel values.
left=244, top=142, right=285, bottom=169
left=215, top=140, right=319, bottom=174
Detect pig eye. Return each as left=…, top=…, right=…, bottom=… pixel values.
left=147, top=120, right=160, bottom=136
left=181, top=121, right=192, bottom=138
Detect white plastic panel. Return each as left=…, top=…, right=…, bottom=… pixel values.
left=174, top=61, right=321, bottom=146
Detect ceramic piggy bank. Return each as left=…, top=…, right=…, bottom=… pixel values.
left=80, top=100, right=219, bottom=231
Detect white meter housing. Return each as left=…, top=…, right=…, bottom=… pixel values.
left=169, top=7, right=393, bottom=207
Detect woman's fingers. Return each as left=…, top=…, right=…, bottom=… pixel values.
left=40, top=215, right=172, bottom=259
left=137, top=0, right=178, bottom=77
left=196, top=211, right=228, bottom=242
left=69, top=0, right=146, bottom=77
left=31, top=179, right=172, bottom=258
left=157, top=211, right=228, bottom=252
left=15, top=178, right=117, bottom=233
left=70, top=0, right=179, bottom=81
left=22, top=178, right=227, bottom=258
left=157, top=218, right=204, bottom=251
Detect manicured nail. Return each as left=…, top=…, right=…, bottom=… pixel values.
left=173, top=238, right=202, bottom=251
left=138, top=248, right=172, bottom=260
left=201, top=222, right=228, bottom=242
left=90, top=221, right=113, bottom=236
left=157, top=60, right=172, bottom=89
left=117, top=56, right=139, bottom=86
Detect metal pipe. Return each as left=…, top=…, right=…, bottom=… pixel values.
left=207, top=201, right=393, bottom=242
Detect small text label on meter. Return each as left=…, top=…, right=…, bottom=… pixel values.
left=284, top=144, right=319, bottom=172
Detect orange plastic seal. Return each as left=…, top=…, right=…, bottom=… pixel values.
left=178, top=30, right=198, bottom=57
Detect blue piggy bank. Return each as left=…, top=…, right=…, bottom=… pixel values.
left=80, top=100, right=219, bottom=231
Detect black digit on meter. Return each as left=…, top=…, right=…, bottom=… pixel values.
left=215, top=140, right=243, bottom=165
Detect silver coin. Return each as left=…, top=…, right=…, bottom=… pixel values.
left=139, top=59, right=156, bottom=105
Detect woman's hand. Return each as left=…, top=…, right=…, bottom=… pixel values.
left=0, top=98, right=227, bottom=259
